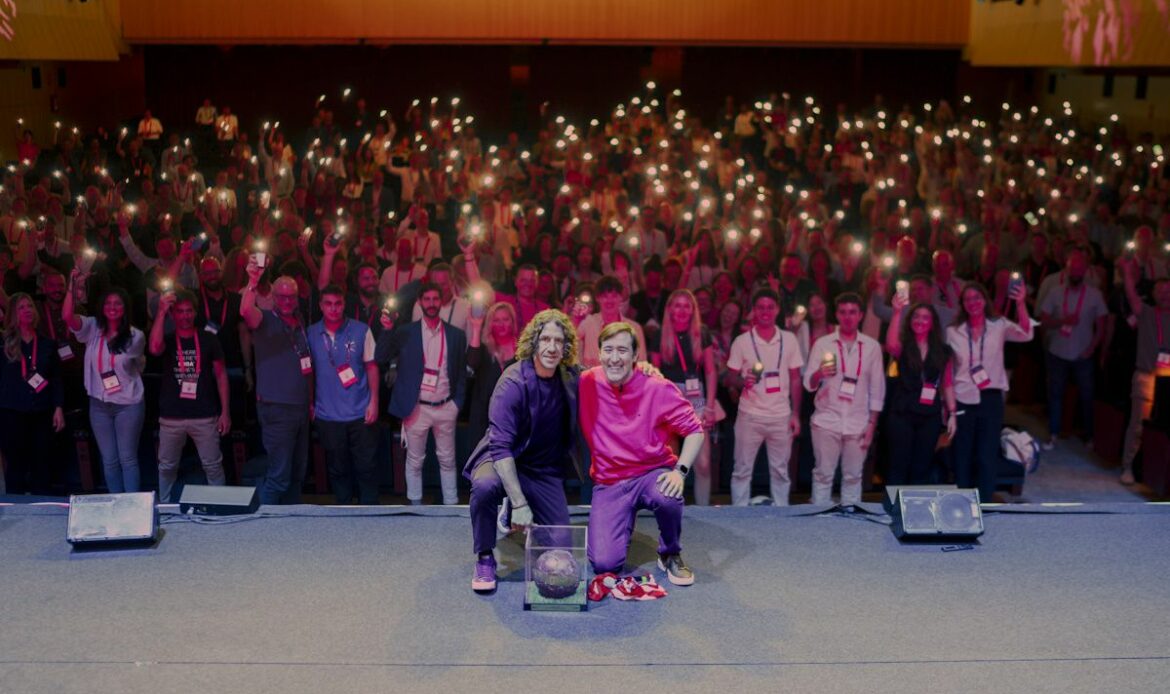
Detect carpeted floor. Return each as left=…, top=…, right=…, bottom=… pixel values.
left=1, top=503, right=1168, bottom=693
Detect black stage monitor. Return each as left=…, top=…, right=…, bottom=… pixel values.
left=179, top=485, right=259, bottom=516
left=887, top=486, right=984, bottom=541
left=67, top=492, right=158, bottom=547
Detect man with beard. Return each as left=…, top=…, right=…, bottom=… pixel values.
left=149, top=289, right=231, bottom=503
left=241, top=260, right=314, bottom=504
left=465, top=309, right=584, bottom=592
left=376, top=282, right=468, bottom=505
left=308, top=285, right=380, bottom=504
left=1038, top=246, right=1107, bottom=449
left=580, top=323, right=704, bottom=586
left=319, top=240, right=386, bottom=340
left=38, top=269, right=87, bottom=410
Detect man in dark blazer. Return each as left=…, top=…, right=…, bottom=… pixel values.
left=376, top=282, right=467, bottom=505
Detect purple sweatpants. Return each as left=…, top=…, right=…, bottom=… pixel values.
left=587, top=467, right=683, bottom=574
left=469, top=461, right=570, bottom=555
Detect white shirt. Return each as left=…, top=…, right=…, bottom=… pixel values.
left=379, top=262, right=426, bottom=296
left=215, top=114, right=239, bottom=141
left=803, top=330, right=885, bottom=436
left=946, top=317, right=1033, bottom=405
left=727, top=327, right=804, bottom=420
left=420, top=319, right=451, bottom=401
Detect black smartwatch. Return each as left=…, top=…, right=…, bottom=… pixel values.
left=675, top=463, right=691, bottom=478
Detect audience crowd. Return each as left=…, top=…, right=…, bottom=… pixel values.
left=2, top=83, right=1169, bottom=504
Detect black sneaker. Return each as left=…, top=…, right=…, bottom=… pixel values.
left=657, top=553, right=694, bottom=586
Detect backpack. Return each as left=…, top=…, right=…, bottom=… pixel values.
left=1001, top=427, right=1041, bottom=474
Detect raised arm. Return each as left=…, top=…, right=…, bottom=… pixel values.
left=239, top=258, right=265, bottom=330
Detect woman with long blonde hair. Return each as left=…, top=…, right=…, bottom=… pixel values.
left=0, top=293, right=66, bottom=495
left=651, top=289, right=718, bottom=505
left=466, top=301, right=519, bottom=450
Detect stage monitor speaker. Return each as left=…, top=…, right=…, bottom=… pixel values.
left=179, top=485, right=259, bottom=516
left=888, top=486, right=984, bottom=541
left=67, top=492, right=158, bottom=547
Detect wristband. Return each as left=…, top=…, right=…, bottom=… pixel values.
left=511, top=502, right=528, bottom=510
left=674, top=464, right=690, bottom=478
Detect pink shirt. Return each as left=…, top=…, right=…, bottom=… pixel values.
left=579, top=367, right=703, bottom=485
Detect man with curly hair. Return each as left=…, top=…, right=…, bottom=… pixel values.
left=464, top=308, right=585, bottom=592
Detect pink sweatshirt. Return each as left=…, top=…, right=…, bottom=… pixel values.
left=578, top=367, right=703, bottom=485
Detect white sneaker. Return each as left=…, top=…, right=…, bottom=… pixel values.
left=1120, top=469, right=1136, bottom=486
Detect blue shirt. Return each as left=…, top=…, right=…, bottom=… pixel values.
left=307, top=319, right=373, bottom=422
left=253, top=310, right=311, bottom=406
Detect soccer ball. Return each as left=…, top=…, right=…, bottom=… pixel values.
left=532, top=549, right=580, bottom=599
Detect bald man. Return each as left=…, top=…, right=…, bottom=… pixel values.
left=242, top=259, right=314, bottom=504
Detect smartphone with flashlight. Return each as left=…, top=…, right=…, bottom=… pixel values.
left=1008, top=272, right=1023, bottom=296
left=895, top=280, right=909, bottom=304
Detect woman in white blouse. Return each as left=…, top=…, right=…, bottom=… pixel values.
left=64, top=270, right=147, bottom=493
left=946, top=281, right=1031, bottom=503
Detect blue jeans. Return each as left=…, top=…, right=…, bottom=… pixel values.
left=257, top=402, right=310, bottom=505
left=1046, top=353, right=1095, bottom=439
left=89, top=398, right=146, bottom=494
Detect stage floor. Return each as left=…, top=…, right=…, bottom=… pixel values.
left=1, top=503, right=1168, bottom=693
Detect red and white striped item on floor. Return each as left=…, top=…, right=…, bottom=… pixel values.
left=587, top=573, right=668, bottom=601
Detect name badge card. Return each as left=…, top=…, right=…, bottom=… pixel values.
left=839, top=377, right=858, bottom=402
left=421, top=367, right=439, bottom=392
left=101, top=370, right=122, bottom=394
left=204, top=321, right=220, bottom=335
left=180, top=379, right=199, bottom=400
left=1157, top=351, right=1170, bottom=375
left=763, top=371, right=782, bottom=394
left=919, top=384, right=938, bottom=405
left=299, top=355, right=313, bottom=375
left=337, top=364, right=358, bottom=388
left=27, top=372, right=47, bottom=393
left=685, top=377, right=702, bottom=397
left=58, top=344, right=75, bottom=361
left=970, top=365, right=992, bottom=389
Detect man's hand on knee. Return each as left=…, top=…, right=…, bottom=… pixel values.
left=656, top=470, right=685, bottom=499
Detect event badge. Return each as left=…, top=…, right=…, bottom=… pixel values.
left=919, top=384, right=938, bottom=406
left=421, top=367, right=439, bottom=392
left=180, top=379, right=198, bottom=400
left=1157, top=351, right=1170, bottom=375
left=101, top=370, right=122, bottom=394
left=685, top=377, right=702, bottom=397
left=57, top=343, right=75, bottom=361
left=337, top=364, right=358, bottom=388
left=299, top=355, right=313, bottom=375
left=763, top=371, right=782, bottom=394
left=970, top=365, right=991, bottom=389
left=27, top=372, right=47, bottom=393
left=204, top=321, right=220, bottom=335
left=839, top=377, right=857, bottom=402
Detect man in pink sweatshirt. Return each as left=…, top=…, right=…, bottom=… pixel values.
left=579, top=322, right=705, bottom=586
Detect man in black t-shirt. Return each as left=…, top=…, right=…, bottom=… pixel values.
left=149, top=289, right=231, bottom=503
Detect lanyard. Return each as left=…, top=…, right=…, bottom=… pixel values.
left=279, top=315, right=308, bottom=357
left=967, top=324, right=986, bottom=368
left=176, top=332, right=202, bottom=377
left=323, top=322, right=354, bottom=368
left=836, top=338, right=863, bottom=380
left=423, top=323, right=446, bottom=371
left=202, top=288, right=228, bottom=326
left=750, top=329, right=783, bottom=371
left=20, top=334, right=37, bottom=379
left=1062, top=284, right=1086, bottom=321
left=43, top=306, right=58, bottom=341
left=673, top=334, right=697, bottom=376
left=98, top=336, right=117, bottom=372
left=413, top=235, right=430, bottom=260
left=1157, top=310, right=1168, bottom=349
left=936, top=279, right=954, bottom=308
left=354, top=303, right=376, bottom=327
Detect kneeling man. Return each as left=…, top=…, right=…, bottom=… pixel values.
left=579, top=322, right=704, bottom=585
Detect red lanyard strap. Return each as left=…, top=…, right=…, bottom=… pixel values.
left=424, top=324, right=446, bottom=370
left=1062, top=284, right=1086, bottom=320
left=20, top=334, right=37, bottom=379
left=836, top=338, right=863, bottom=379
left=202, top=288, right=228, bottom=325
left=99, top=337, right=116, bottom=371
left=176, top=332, right=201, bottom=376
